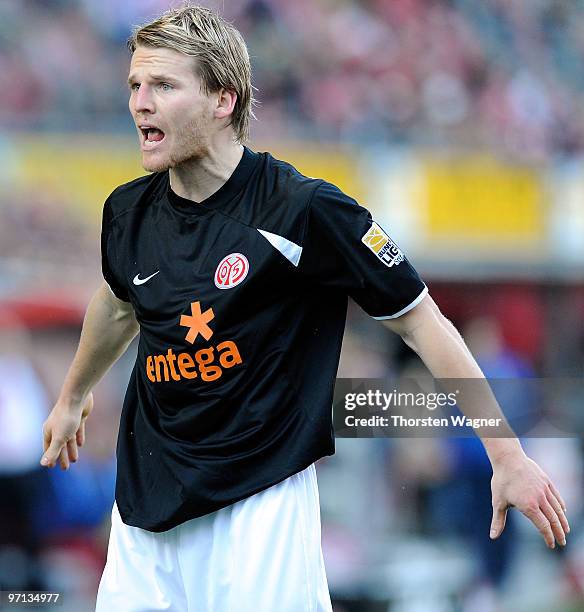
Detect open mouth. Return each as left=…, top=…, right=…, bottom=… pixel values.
left=139, top=125, right=166, bottom=148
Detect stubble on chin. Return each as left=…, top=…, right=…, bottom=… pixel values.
left=141, top=138, right=210, bottom=174
left=170, top=124, right=210, bottom=167
left=142, top=156, right=168, bottom=173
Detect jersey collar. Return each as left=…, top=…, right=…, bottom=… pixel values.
left=165, top=146, right=260, bottom=216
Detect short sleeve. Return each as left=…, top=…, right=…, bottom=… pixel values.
left=298, top=181, right=427, bottom=319
left=101, top=196, right=131, bottom=303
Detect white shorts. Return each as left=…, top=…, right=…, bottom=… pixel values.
left=95, top=464, right=332, bottom=612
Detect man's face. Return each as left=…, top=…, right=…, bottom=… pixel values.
left=128, top=45, right=215, bottom=172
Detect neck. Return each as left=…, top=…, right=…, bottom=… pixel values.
left=169, top=142, right=244, bottom=203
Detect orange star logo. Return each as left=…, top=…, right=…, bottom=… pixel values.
left=180, top=301, right=215, bottom=344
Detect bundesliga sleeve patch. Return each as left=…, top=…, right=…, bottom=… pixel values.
left=361, top=222, right=405, bottom=268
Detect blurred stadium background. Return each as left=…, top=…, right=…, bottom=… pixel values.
left=1, top=0, right=584, bottom=611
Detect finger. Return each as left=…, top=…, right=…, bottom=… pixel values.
left=58, top=446, right=70, bottom=471
left=546, top=487, right=570, bottom=535
left=548, top=482, right=567, bottom=513
left=490, top=503, right=508, bottom=539
left=541, top=495, right=567, bottom=546
left=524, top=506, right=554, bottom=548
left=41, top=437, right=64, bottom=468
left=67, top=438, right=79, bottom=463
left=76, top=420, right=85, bottom=447
left=42, top=426, right=51, bottom=453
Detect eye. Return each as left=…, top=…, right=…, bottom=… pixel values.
left=129, top=83, right=140, bottom=91
left=159, top=82, right=173, bottom=91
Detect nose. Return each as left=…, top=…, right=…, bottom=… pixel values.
left=131, top=84, right=155, bottom=115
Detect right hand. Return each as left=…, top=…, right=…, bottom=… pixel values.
left=41, top=392, right=94, bottom=470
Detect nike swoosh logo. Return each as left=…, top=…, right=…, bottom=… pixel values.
left=133, top=271, right=160, bottom=286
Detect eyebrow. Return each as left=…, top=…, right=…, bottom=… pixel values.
left=127, top=73, right=179, bottom=85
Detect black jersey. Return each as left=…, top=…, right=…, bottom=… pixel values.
left=101, top=147, right=426, bottom=532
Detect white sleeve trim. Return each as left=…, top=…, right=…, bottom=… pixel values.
left=372, top=285, right=428, bottom=320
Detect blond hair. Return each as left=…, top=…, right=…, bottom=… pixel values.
left=128, top=4, right=256, bottom=142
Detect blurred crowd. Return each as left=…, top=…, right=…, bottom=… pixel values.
left=0, top=190, right=97, bottom=296
left=2, top=0, right=584, bottom=161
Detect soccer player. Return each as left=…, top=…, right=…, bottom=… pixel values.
left=40, top=5, right=569, bottom=611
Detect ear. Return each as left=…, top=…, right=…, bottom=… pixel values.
left=214, top=88, right=237, bottom=120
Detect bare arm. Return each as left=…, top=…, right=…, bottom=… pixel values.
left=383, top=294, right=569, bottom=548
left=384, top=293, right=515, bottom=460
left=41, top=281, right=139, bottom=470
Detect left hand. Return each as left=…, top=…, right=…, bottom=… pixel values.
left=490, top=451, right=569, bottom=548
left=41, top=392, right=94, bottom=470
